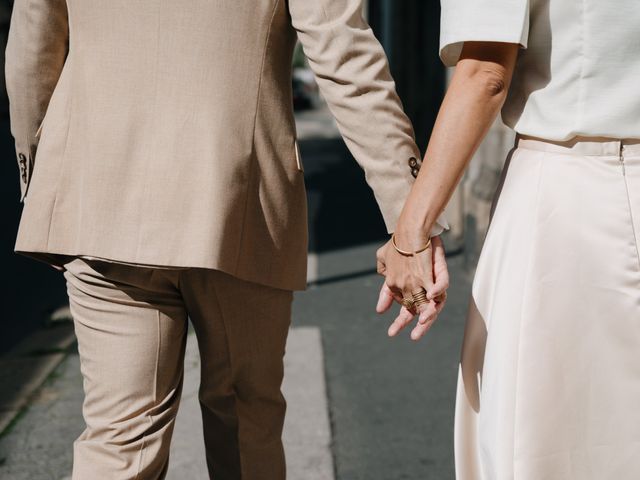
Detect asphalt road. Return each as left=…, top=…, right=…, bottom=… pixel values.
left=296, top=247, right=471, bottom=480
left=296, top=130, right=473, bottom=480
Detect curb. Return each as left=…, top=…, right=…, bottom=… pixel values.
left=0, top=310, right=76, bottom=437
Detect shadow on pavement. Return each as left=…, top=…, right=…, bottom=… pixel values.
left=301, top=137, right=389, bottom=254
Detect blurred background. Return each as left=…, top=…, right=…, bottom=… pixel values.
left=0, top=1, right=514, bottom=479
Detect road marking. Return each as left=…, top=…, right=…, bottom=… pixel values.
left=283, top=327, right=335, bottom=480
left=307, top=253, right=319, bottom=284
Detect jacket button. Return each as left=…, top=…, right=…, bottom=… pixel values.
left=411, top=167, right=420, bottom=178
left=408, top=157, right=419, bottom=168
left=18, top=153, right=27, bottom=166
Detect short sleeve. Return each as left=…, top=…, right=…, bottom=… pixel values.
left=440, top=0, right=530, bottom=67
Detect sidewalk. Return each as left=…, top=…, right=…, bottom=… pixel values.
left=0, top=327, right=334, bottom=480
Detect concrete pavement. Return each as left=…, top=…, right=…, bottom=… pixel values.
left=0, top=326, right=335, bottom=480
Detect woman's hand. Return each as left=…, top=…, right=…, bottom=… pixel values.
left=376, top=235, right=449, bottom=340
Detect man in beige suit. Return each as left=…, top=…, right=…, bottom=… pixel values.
left=7, top=0, right=446, bottom=478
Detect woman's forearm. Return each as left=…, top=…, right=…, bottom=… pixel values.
left=394, top=42, right=520, bottom=250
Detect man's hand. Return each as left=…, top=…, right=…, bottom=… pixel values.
left=376, top=236, right=449, bottom=341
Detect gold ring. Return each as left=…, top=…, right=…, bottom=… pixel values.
left=412, top=289, right=429, bottom=307
left=402, top=297, right=415, bottom=310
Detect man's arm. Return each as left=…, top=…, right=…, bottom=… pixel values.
left=288, top=0, right=447, bottom=234
left=5, top=0, right=69, bottom=201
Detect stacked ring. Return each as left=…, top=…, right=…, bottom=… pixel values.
left=412, top=290, right=429, bottom=307
left=402, top=297, right=415, bottom=310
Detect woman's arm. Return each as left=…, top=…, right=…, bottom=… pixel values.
left=379, top=41, right=520, bottom=340
left=396, top=42, right=519, bottom=246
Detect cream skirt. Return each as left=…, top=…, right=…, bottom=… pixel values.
left=455, top=137, right=640, bottom=479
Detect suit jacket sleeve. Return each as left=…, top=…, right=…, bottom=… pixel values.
left=288, top=0, right=448, bottom=235
left=5, top=0, right=69, bottom=201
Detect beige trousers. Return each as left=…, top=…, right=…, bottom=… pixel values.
left=63, top=258, right=293, bottom=480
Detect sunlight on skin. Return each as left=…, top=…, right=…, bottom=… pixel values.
left=375, top=43, right=519, bottom=342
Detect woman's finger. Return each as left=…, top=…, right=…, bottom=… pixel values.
left=411, top=294, right=448, bottom=340
left=388, top=306, right=415, bottom=337
left=398, top=246, right=434, bottom=312
left=433, top=291, right=448, bottom=306
left=416, top=289, right=448, bottom=325
left=410, top=317, right=437, bottom=341
left=428, top=237, right=450, bottom=300
left=417, top=300, right=438, bottom=325
left=417, top=246, right=436, bottom=293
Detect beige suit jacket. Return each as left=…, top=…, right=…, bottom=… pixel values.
left=7, top=0, right=445, bottom=291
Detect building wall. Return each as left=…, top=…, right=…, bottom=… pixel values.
left=367, top=0, right=445, bottom=152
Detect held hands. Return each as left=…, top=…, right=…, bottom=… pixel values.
left=376, top=235, right=449, bottom=341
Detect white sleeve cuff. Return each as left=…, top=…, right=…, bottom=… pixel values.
left=440, top=0, right=530, bottom=67
left=430, top=213, right=450, bottom=238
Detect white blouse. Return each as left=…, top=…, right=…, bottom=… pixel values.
left=440, top=0, right=640, bottom=141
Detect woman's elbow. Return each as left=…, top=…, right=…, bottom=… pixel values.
left=466, top=67, right=510, bottom=101
left=455, top=42, right=519, bottom=101
left=480, top=69, right=508, bottom=97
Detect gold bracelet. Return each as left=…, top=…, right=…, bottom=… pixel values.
left=391, top=234, right=431, bottom=257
